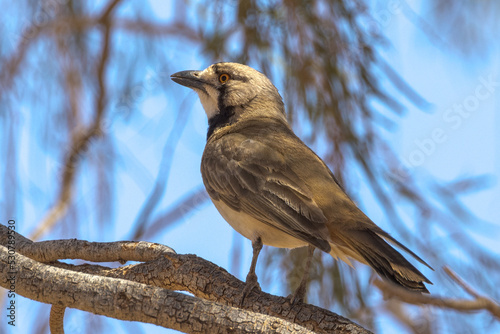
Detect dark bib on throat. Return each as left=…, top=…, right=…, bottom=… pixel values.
left=207, top=106, right=236, bottom=139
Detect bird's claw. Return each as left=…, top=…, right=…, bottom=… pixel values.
left=288, top=284, right=306, bottom=305
left=240, top=272, right=261, bottom=306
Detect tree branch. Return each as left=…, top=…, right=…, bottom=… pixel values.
left=0, top=246, right=318, bottom=334
left=0, top=225, right=370, bottom=333
left=49, top=303, right=65, bottom=334
left=374, top=275, right=500, bottom=320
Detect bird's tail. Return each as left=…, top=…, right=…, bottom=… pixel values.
left=334, top=230, right=433, bottom=293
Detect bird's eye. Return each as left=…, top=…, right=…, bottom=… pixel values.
left=219, top=73, right=230, bottom=83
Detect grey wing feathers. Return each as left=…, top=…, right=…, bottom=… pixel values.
left=202, top=137, right=331, bottom=252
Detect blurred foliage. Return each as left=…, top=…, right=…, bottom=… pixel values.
left=0, top=0, right=499, bottom=333
left=424, top=0, right=500, bottom=57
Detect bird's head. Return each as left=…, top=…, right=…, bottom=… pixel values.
left=171, top=62, right=286, bottom=126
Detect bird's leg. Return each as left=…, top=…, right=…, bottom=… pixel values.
left=290, top=245, right=315, bottom=304
left=241, top=237, right=263, bottom=305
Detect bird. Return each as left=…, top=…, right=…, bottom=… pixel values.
left=170, top=62, right=433, bottom=303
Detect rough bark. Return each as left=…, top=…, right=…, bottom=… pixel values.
left=0, top=224, right=370, bottom=333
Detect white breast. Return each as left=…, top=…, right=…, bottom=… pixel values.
left=212, top=199, right=308, bottom=248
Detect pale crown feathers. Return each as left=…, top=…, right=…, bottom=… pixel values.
left=174, top=62, right=286, bottom=123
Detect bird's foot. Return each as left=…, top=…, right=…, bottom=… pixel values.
left=240, top=272, right=261, bottom=306
left=288, top=282, right=307, bottom=305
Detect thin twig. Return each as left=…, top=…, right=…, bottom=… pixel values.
left=374, top=274, right=500, bottom=320
left=132, top=95, right=194, bottom=235
left=443, top=266, right=480, bottom=298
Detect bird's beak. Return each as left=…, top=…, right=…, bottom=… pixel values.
left=170, top=70, right=207, bottom=93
